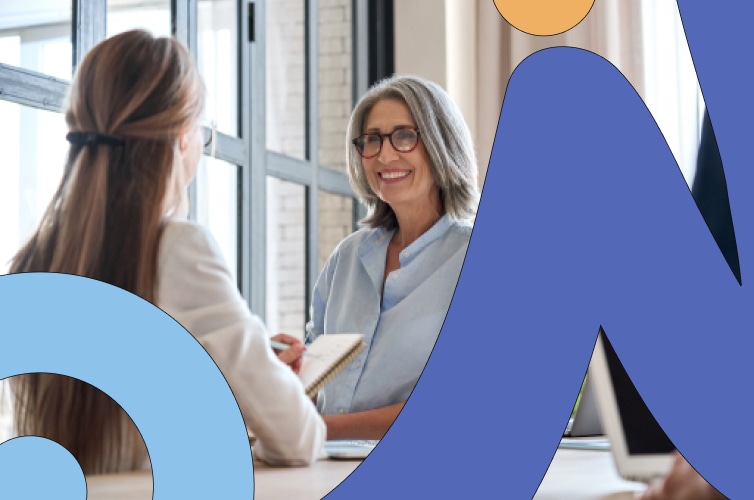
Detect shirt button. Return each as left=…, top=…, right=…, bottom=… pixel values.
left=356, top=361, right=362, bottom=368
left=392, top=272, right=399, bottom=279
left=338, top=409, right=345, bottom=415
left=402, top=251, right=409, bottom=258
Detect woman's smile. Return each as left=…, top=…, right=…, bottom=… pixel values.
left=379, top=169, right=412, bottom=183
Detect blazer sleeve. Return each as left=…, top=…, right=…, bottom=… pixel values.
left=156, top=221, right=325, bottom=466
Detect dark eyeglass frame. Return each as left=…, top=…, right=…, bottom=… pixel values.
left=352, top=127, right=421, bottom=159
left=200, top=119, right=217, bottom=150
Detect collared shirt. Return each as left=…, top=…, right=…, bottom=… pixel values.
left=306, top=214, right=472, bottom=415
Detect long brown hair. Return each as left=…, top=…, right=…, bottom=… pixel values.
left=9, top=29, right=204, bottom=474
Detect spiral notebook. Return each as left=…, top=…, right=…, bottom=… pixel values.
left=248, top=333, right=366, bottom=445
left=300, top=333, right=366, bottom=399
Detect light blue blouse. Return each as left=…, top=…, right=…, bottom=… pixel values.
left=305, top=214, right=472, bottom=415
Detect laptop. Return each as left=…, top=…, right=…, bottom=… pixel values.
left=324, top=440, right=379, bottom=459
left=589, top=329, right=675, bottom=483
left=564, top=373, right=603, bottom=437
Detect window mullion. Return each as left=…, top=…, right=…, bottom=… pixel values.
left=0, top=65, right=68, bottom=111
left=246, top=0, right=267, bottom=317
left=73, top=0, right=106, bottom=68
left=351, top=0, right=369, bottom=104
left=305, top=0, right=320, bottom=320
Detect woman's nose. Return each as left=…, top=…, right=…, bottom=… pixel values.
left=378, top=137, right=399, bottom=163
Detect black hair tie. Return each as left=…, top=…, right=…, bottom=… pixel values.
left=66, top=131, right=126, bottom=147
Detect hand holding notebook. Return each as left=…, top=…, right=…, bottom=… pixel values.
left=296, top=333, right=366, bottom=399
left=251, top=333, right=366, bottom=443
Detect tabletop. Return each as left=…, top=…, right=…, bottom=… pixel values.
left=87, top=441, right=649, bottom=499
left=86, top=457, right=362, bottom=500
left=535, top=446, right=647, bottom=499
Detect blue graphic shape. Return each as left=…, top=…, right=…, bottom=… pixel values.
left=463, top=47, right=748, bottom=498
left=328, top=46, right=747, bottom=499
left=0, top=273, right=253, bottom=498
left=0, top=437, right=85, bottom=499
left=677, top=2, right=754, bottom=252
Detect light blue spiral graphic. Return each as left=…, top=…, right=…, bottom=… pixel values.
left=0, top=273, right=253, bottom=498
left=0, top=437, right=86, bottom=499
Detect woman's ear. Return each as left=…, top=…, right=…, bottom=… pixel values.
left=178, top=131, right=190, bottom=155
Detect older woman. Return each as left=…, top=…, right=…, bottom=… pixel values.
left=305, top=75, right=479, bottom=439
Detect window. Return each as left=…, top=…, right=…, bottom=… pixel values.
left=641, top=0, right=705, bottom=184
left=0, top=0, right=370, bottom=438
left=259, top=0, right=361, bottom=337
left=0, top=7, right=71, bottom=273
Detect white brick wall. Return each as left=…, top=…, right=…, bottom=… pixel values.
left=266, top=0, right=355, bottom=339
left=267, top=0, right=306, bottom=160
left=318, top=191, right=353, bottom=272
left=318, top=0, right=352, bottom=173
left=266, top=178, right=306, bottom=337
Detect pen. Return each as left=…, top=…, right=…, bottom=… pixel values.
left=270, top=340, right=318, bottom=358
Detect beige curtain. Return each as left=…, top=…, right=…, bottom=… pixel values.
left=474, top=0, right=646, bottom=188
left=395, top=1, right=701, bottom=189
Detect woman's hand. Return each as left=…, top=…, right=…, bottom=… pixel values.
left=640, top=451, right=726, bottom=500
left=270, top=333, right=305, bottom=374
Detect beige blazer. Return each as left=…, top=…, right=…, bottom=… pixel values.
left=156, top=219, right=325, bottom=466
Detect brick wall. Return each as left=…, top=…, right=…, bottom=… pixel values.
left=266, top=0, right=355, bottom=339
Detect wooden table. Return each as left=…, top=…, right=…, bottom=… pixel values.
left=253, top=458, right=361, bottom=498
left=86, top=457, right=362, bottom=500
left=87, top=444, right=648, bottom=499
left=535, top=447, right=647, bottom=499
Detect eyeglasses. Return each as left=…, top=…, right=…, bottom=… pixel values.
left=200, top=119, right=217, bottom=153
left=352, top=127, right=420, bottom=159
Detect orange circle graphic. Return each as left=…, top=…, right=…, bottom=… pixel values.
left=494, top=0, right=595, bottom=36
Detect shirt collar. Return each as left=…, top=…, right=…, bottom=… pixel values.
left=358, top=213, right=457, bottom=261
left=402, top=213, right=454, bottom=258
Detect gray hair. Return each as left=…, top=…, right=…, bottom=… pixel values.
left=346, top=75, right=479, bottom=229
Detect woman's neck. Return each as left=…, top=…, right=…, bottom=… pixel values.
left=391, top=206, right=444, bottom=250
